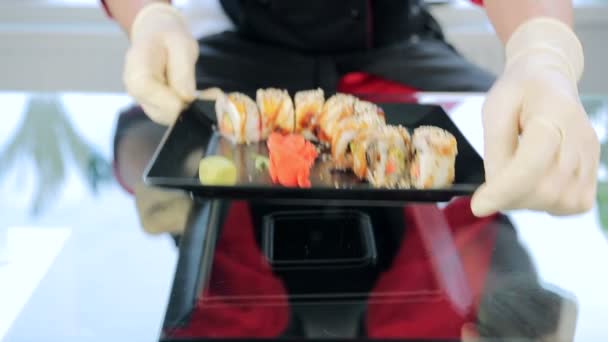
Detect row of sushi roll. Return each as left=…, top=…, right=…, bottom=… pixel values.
left=214, top=88, right=457, bottom=189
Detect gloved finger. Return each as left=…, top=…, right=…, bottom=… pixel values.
left=579, top=182, right=598, bottom=214
left=551, top=180, right=588, bottom=216
left=471, top=118, right=561, bottom=217
left=577, top=143, right=600, bottom=212
left=141, top=100, right=184, bottom=126
left=198, top=87, right=225, bottom=101
left=164, top=32, right=198, bottom=103
left=523, top=142, right=580, bottom=215
left=124, top=44, right=185, bottom=125
left=556, top=126, right=600, bottom=214
left=134, top=81, right=185, bottom=126
left=481, top=77, right=522, bottom=182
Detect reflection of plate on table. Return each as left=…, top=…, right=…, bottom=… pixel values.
left=144, top=100, right=484, bottom=204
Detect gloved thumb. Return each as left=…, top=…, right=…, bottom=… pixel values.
left=472, top=118, right=561, bottom=217
left=479, top=77, right=521, bottom=182
left=471, top=77, right=521, bottom=217
left=165, top=32, right=198, bottom=103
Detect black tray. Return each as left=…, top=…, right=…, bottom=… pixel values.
left=145, top=100, right=484, bottom=204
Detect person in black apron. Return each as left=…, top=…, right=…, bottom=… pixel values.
left=108, top=0, right=598, bottom=218
left=111, top=1, right=494, bottom=177
left=193, top=0, right=494, bottom=94
left=111, top=0, right=497, bottom=234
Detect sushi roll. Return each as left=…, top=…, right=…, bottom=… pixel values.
left=350, top=125, right=412, bottom=187
left=256, top=88, right=295, bottom=136
left=318, top=93, right=356, bottom=143
left=410, top=126, right=458, bottom=189
left=354, top=99, right=385, bottom=120
left=294, top=88, right=325, bottom=141
left=330, top=113, right=385, bottom=169
left=351, top=130, right=376, bottom=180
left=215, top=92, right=261, bottom=144
left=364, top=125, right=412, bottom=188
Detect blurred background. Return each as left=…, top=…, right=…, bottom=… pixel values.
left=1, top=1, right=608, bottom=341
left=0, top=0, right=606, bottom=93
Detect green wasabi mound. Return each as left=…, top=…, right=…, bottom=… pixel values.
left=198, top=156, right=237, bottom=186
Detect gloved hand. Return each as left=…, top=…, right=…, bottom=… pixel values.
left=472, top=18, right=600, bottom=217
left=124, top=3, right=199, bottom=126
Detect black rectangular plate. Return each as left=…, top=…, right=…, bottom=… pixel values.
left=144, top=100, right=484, bottom=204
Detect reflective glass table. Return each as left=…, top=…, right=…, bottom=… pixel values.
left=1, top=92, right=607, bottom=341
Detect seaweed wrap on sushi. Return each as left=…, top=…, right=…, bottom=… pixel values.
left=410, top=126, right=458, bottom=189
left=215, top=92, right=262, bottom=144
left=256, top=88, right=295, bottom=136
left=294, top=88, right=325, bottom=141
left=351, top=129, right=375, bottom=181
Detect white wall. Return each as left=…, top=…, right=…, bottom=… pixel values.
left=0, top=1, right=606, bottom=94
left=431, top=2, right=608, bottom=94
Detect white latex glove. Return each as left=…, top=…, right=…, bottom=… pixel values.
left=134, top=182, right=193, bottom=235
left=471, top=18, right=600, bottom=217
left=124, top=3, right=199, bottom=126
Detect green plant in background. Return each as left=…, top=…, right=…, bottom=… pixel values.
left=0, top=94, right=113, bottom=216
left=597, top=183, right=608, bottom=230
left=584, top=96, right=608, bottom=232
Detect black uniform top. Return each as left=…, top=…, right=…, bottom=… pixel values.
left=218, top=0, right=438, bottom=52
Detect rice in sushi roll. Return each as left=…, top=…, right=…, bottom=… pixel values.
left=215, top=92, right=262, bottom=144
left=354, top=99, right=385, bottom=120
left=351, top=129, right=375, bottom=180
left=294, top=88, right=325, bottom=141
left=351, top=125, right=412, bottom=188
left=256, top=88, right=295, bottom=136
left=365, top=125, right=412, bottom=188
left=410, top=126, right=458, bottom=189
left=331, top=112, right=385, bottom=170
left=318, top=93, right=356, bottom=143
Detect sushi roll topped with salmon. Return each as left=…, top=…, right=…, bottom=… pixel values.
left=318, top=93, right=356, bottom=143
left=212, top=87, right=459, bottom=190
left=294, top=88, right=325, bottom=141
left=354, top=99, right=385, bottom=119
left=257, top=88, right=295, bottom=137
left=215, top=92, right=261, bottom=144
